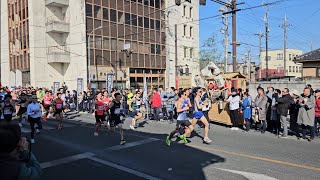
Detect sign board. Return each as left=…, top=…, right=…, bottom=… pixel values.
left=106, top=73, right=113, bottom=95
left=53, top=82, right=60, bottom=94
left=124, top=43, right=130, bottom=50
left=76, top=78, right=83, bottom=96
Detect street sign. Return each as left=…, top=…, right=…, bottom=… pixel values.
left=53, top=82, right=60, bottom=94
left=106, top=73, right=113, bottom=95
left=77, top=78, right=83, bottom=96
left=124, top=43, right=130, bottom=50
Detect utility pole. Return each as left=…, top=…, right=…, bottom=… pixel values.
left=247, top=47, right=251, bottom=81
left=281, top=14, right=289, bottom=76
left=255, top=31, right=264, bottom=79
left=220, top=0, right=229, bottom=73
left=264, top=12, right=269, bottom=81
left=231, top=0, right=237, bottom=72
left=175, top=24, right=178, bottom=89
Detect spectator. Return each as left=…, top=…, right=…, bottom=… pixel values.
left=306, top=84, right=314, bottom=95
left=289, top=90, right=301, bottom=138
left=270, top=89, right=280, bottom=135
left=0, top=122, right=42, bottom=180
left=150, top=88, right=161, bottom=122
left=298, top=88, right=315, bottom=141
left=241, top=92, right=252, bottom=132
left=277, top=88, right=292, bottom=138
left=314, top=89, right=320, bottom=137
left=227, top=89, right=240, bottom=130
left=254, top=87, right=269, bottom=133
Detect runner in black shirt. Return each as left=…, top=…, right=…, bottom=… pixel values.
left=109, top=92, right=126, bottom=145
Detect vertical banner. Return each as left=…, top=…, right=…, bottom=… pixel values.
left=106, top=73, right=113, bottom=95
left=143, top=74, right=149, bottom=120
left=53, top=82, right=60, bottom=94
left=77, top=78, right=83, bottom=96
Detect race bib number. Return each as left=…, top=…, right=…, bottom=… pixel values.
left=98, top=106, right=104, bottom=111
left=4, top=108, right=12, bottom=115
left=56, top=104, right=63, bottom=109
left=114, top=108, right=121, bottom=115
left=44, top=101, right=51, bottom=105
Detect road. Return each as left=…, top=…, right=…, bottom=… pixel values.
left=20, top=112, right=320, bottom=180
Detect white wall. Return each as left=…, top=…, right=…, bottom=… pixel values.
left=166, top=0, right=200, bottom=88
left=1, top=1, right=12, bottom=86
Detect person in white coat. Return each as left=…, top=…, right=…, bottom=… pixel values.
left=227, top=89, right=240, bottom=130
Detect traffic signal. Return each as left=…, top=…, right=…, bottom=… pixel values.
left=200, top=0, right=206, bottom=5
left=175, top=0, right=181, bottom=6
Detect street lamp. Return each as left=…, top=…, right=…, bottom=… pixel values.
left=87, top=26, right=102, bottom=89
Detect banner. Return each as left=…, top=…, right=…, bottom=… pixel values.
left=53, top=82, right=60, bottom=94
left=106, top=73, right=113, bottom=95
left=77, top=78, right=83, bottom=96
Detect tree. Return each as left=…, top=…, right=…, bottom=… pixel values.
left=199, top=34, right=221, bottom=70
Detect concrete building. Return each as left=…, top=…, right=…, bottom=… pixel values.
left=216, top=62, right=257, bottom=82
left=259, top=49, right=303, bottom=79
left=1, top=0, right=167, bottom=91
left=166, top=0, right=200, bottom=88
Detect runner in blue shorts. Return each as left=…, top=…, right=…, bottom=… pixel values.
left=192, top=87, right=212, bottom=144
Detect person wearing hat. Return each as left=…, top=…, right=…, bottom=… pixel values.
left=227, top=88, right=241, bottom=130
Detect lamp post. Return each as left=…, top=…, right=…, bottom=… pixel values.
left=87, top=26, right=102, bottom=89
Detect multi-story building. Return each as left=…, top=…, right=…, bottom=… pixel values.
left=1, top=0, right=167, bottom=90
left=166, top=0, right=200, bottom=88
left=259, top=49, right=303, bottom=79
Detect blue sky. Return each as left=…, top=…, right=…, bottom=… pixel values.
left=199, top=0, right=320, bottom=63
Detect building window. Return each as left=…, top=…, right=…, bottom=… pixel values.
left=138, top=16, right=143, bottom=27
left=150, top=19, right=154, bottom=29
left=150, top=0, right=154, bottom=7
left=293, top=66, right=295, bottom=72
left=289, top=66, right=291, bottom=72
left=156, top=44, right=161, bottom=54
left=289, top=54, right=292, bottom=60
left=183, top=5, right=187, bottom=16
left=132, top=14, right=137, bottom=26
left=276, top=53, right=283, bottom=60
left=299, top=67, right=302, bottom=73
left=155, top=20, right=160, bottom=30
left=190, top=26, right=193, bottom=37
left=144, top=17, right=149, bottom=28
left=296, top=66, right=298, bottom=73
left=144, top=0, right=148, bottom=6
left=184, top=47, right=187, bottom=58
left=190, top=7, right=193, bottom=18
left=183, top=25, right=187, bottom=36
left=110, top=9, right=117, bottom=22
left=86, top=4, right=92, bottom=17
left=125, top=13, right=130, bottom=25
left=151, top=44, right=155, bottom=54
left=190, top=48, right=193, bottom=58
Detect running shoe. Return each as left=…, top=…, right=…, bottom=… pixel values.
left=179, top=135, right=188, bottom=144
left=203, top=137, right=212, bottom=144
left=120, top=140, right=126, bottom=145
left=30, top=139, right=35, bottom=144
left=94, top=132, right=99, bottom=136
left=36, top=129, right=40, bottom=134
left=166, top=136, right=171, bottom=146
left=129, top=125, right=135, bottom=130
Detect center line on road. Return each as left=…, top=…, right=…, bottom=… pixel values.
left=188, top=144, right=320, bottom=172
left=106, top=138, right=159, bottom=151
left=88, top=156, right=161, bottom=180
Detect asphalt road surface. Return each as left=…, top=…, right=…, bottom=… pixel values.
left=20, top=113, right=320, bottom=180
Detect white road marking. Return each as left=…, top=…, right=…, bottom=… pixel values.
left=215, top=168, right=279, bottom=180
left=106, top=138, right=158, bottom=151
left=88, top=156, right=162, bottom=180
left=20, top=122, right=75, bottom=133
left=40, top=152, right=95, bottom=169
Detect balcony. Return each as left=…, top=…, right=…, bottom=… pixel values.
left=47, top=46, right=70, bottom=64
left=46, top=17, right=69, bottom=34
left=45, top=0, right=69, bottom=7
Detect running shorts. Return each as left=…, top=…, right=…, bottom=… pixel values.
left=109, top=115, right=121, bottom=127
left=193, top=111, right=204, bottom=119
left=95, top=115, right=106, bottom=124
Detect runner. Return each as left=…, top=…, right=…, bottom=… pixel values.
left=16, top=92, right=28, bottom=127
left=109, top=92, right=126, bottom=145
left=166, top=89, right=194, bottom=146
left=1, top=94, right=15, bottom=122
left=52, top=93, right=64, bottom=129
left=42, top=91, right=52, bottom=122
left=94, top=92, right=107, bottom=136
left=102, top=91, right=111, bottom=129
left=27, top=95, right=42, bottom=144
left=191, top=87, right=212, bottom=144
left=129, top=91, right=145, bottom=130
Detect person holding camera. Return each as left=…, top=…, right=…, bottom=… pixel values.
left=0, top=122, right=42, bottom=180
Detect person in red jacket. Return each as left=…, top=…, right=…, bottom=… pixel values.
left=151, top=88, right=161, bottom=122
left=314, top=89, right=320, bottom=136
